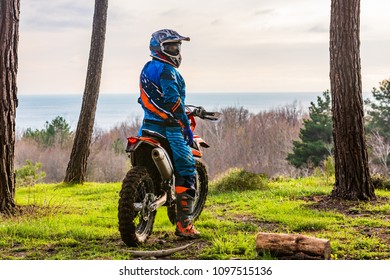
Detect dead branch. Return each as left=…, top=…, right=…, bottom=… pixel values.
left=128, top=242, right=195, bottom=258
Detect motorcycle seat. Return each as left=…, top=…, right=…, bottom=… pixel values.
left=141, top=129, right=173, bottom=157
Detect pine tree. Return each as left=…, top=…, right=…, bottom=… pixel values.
left=329, top=0, right=374, bottom=200
left=365, top=77, right=390, bottom=170
left=287, top=90, right=333, bottom=168
left=23, top=116, right=72, bottom=147
left=365, top=77, right=390, bottom=138
left=0, top=0, right=20, bottom=215
left=64, top=0, right=108, bottom=183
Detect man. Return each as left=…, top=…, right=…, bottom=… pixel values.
left=137, top=29, right=200, bottom=238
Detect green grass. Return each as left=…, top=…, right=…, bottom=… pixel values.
left=1, top=176, right=390, bottom=260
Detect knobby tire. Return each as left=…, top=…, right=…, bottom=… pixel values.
left=118, top=166, right=156, bottom=246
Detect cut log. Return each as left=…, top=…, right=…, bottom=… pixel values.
left=256, top=232, right=331, bottom=260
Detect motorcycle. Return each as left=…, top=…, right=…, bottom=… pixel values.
left=118, top=105, right=221, bottom=246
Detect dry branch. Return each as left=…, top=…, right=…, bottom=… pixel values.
left=128, top=242, right=195, bottom=258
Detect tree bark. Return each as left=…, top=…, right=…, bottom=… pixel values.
left=329, top=0, right=375, bottom=200
left=256, top=232, right=331, bottom=260
left=0, top=0, right=20, bottom=214
left=64, top=0, right=108, bottom=184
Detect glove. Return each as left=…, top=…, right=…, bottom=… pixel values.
left=183, top=126, right=194, bottom=146
left=193, top=106, right=206, bottom=118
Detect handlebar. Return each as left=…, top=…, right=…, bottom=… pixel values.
left=186, top=105, right=221, bottom=121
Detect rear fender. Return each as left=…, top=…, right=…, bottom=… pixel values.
left=126, top=136, right=162, bottom=152
left=126, top=137, right=163, bottom=166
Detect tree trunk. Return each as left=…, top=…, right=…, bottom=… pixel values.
left=329, top=0, right=375, bottom=200
left=0, top=0, right=19, bottom=215
left=64, top=0, right=108, bottom=184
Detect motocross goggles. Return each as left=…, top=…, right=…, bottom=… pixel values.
left=161, top=42, right=182, bottom=57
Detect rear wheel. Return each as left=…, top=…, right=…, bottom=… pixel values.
left=118, top=166, right=156, bottom=246
left=192, top=160, right=209, bottom=220
left=167, top=160, right=209, bottom=224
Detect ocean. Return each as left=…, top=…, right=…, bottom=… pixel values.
left=16, top=92, right=323, bottom=131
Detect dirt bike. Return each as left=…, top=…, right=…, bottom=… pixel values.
left=118, top=105, right=221, bottom=246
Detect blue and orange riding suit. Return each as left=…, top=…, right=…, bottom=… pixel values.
left=137, top=29, right=200, bottom=238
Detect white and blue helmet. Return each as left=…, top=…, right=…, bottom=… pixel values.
left=149, top=29, right=190, bottom=68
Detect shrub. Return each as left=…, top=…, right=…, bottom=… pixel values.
left=371, top=174, right=390, bottom=190
left=211, top=168, right=268, bottom=192
left=323, top=156, right=335, bottom=177
left=322, top=156, right=335, bottom=184
left=15, top=160, right=46, bottom=187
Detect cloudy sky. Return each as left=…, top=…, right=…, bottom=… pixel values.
left=18, top=0, right=390, bottom=95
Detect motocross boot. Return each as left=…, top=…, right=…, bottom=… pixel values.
left=174, top=186, right=200, bottom=239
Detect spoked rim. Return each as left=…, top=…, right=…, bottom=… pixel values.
left=134, top=181, right=155, bottom=237
left=118, top=166, right=156, bottom=246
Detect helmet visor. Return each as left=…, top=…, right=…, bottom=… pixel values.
left=162, top=42, right=181, bottom=56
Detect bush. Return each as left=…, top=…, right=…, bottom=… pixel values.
left=211, top=168, right=268, bottom=192
left=15, top=160, right=46, bottom=187
left=371, top=174, right=390, bottom=190
left=323, top=156, right=335, bottom=178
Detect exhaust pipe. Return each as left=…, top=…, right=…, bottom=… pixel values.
left=152, top=148, right=174, bottom=180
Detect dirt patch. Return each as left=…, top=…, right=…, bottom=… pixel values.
left=231, top=214, right=285, bottom=232
left=303, top=195, right=390, bottom=217
left=303, top=195, right=390, bottom=249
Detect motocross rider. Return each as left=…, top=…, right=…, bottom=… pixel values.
left=137, top=29, right=200, bottom=239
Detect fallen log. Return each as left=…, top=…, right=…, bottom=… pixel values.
left=128, top=242, right=195, bottom=258
left=256, top=232, right=331, bottom=260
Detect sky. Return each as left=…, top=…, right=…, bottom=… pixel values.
left=18, top=0, right=390, bottom=95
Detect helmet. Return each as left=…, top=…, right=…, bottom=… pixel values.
left=149, top=29, right=190, bottom=68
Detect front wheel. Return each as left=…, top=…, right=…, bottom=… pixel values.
left=118, top=166, right=156, bottom=246
left=167, top=160, right=209, bottom=224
